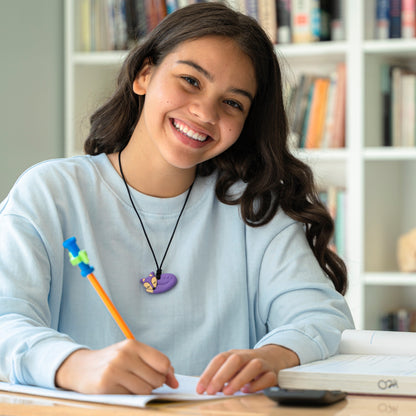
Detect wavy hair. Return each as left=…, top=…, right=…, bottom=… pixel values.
left=84, top=2, right=347, bottom=294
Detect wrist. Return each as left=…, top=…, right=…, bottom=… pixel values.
left=259, top=344, right=300, bottom=373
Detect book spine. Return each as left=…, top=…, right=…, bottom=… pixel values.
left=311, top=0, right=320, bottom=41
left=319, top=0, right=331, bottom=41
left=381, top=64, right=392, bottom=146
left=389, top=0, right=402, bottom=38
left=257, top=0, right=277, bottom=43
left=330, top=0, right=345, bottom=40
left=376, top=0, right=390, bottom=39
left=245, top=0, right=258, bottom=19
left=291, top=0, right=313, bottom=43
left=276, top=0, right=291, bottom=43
left=401, top=0, right=416, bottom=38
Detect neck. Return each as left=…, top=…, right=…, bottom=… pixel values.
left=109, top=146, right=196, bottom=199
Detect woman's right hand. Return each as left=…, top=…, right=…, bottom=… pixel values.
left=55, top=339, right=179, bottom=394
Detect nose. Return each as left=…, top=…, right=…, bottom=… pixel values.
left=189, top=97, right=219, bottom=124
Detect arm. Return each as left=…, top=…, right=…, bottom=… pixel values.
left=197, top=220, right=353, bottom=395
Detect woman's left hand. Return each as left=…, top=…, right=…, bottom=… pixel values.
left=196, top=344, right=299, bottom=396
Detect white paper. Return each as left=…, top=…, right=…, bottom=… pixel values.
left=0, top=374, right=244, bottom=408
left=339, top=329, right=416, bottom=355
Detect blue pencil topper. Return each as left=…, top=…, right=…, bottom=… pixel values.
left=63, top=236, right=94, bottom=277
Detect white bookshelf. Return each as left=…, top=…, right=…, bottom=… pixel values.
left=65, top=0, right=416, bottom=331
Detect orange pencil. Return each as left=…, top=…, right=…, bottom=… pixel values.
left=63, top=236, right=134, bottom=340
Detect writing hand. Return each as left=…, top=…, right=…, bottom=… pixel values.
left=196, top=344, right=299, bottom=396
left=55, top=339, right=179, bottom=394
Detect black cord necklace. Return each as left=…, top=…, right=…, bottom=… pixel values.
left=118, top=150, right=193, bottom=294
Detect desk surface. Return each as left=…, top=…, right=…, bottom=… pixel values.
left=1, top=391, right=416, bottom=416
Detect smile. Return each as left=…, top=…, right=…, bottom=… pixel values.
left=172, top=119, right=209, bottom=142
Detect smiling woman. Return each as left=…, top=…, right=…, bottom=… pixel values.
left=0, top=2, right=353, bottom=398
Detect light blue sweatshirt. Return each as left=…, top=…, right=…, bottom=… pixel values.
left=0, top=154, right=354, bottom=388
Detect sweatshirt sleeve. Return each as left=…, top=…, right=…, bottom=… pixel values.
left=0, top=212, right=87, bottom=388
left=253, top=221, right=354, bottom=364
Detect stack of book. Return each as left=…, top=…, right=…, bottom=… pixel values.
left=287, top=63, right=346, bottom=150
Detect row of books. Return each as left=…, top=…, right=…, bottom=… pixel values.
left=319, top=186, right=346, bottom=259
left=75, top=0, right=347, bottom=52
left=381, top=308, right=416, bottom=331
left=76, top=0, right=168, bottom=51
left=231, top=0, right=345, bottom=44
left=375, top=0, right=416, bottom=39
left=381, top=64, right=416, bottom=147
left=287, top=63, right=346, bottom=149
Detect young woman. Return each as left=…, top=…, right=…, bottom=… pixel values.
left=0, top=2, right=353, bottom=395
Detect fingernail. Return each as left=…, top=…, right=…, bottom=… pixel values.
left=196, top=383, right=205, bottom=394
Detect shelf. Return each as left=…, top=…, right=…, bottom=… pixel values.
left=73, top=51, right=128, bottom=65
left=364, top=148, right=416, bottom=160
left=365, top=272, right=416, bottom=286
left=364, top=39, right=416, bottom=55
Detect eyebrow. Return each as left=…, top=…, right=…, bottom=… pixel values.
left=176, top=59, right=254, bottom=103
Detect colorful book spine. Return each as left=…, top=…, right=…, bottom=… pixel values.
left=402, top=0, right=416, bottom=38
left=389, top=0, right=402, bottom=38
left=291, top=0, right=313, bottom=43
left=376, top=0, right=390, bottom=39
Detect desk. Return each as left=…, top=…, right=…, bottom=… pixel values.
left=1, top=391, right=416, bottom=416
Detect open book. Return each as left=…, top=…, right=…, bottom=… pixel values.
left=278, top=330, right=416, bottom=396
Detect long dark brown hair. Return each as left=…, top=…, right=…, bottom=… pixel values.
left=84, top=2, right=347, bottom=294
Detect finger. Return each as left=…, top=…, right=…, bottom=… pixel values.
left=135, top=341, right=173, bottom=376
left=205, top=353, right=251, bottom=395
left=196, top=352, right=230, bottom=394
left=165, top=367, right=179, bottom=389
left=240, top=371, right=277, bottom=394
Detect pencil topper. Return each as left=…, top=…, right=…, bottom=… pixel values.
left=63, top=236, right=94, bottom=277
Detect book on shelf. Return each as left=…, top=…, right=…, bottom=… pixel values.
left=291, top=0, right=314, bottom=43
left=383, top=64, right=416, bottom=147
left=319, top=186, right=346, bottom=258
left=278, top=330, right=416, bottom=396
left=257, top=0, right=277, bottom=43
left=288, top=63, right=346, bottom=149
left=389, top=0, right=402, bottom=38
left=304, top=77, right=330, bottom=148
left=376, top=0, right=390, bottom=39
left=276, top=0, right=291, bottom=43
left=329, top=0, right=344, bottom=41
left=401, top=0, right=416, bottom=38
left=381, top=308, right=416, bottom=332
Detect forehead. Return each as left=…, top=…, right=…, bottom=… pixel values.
left=164, top=36, right=257, bottom=90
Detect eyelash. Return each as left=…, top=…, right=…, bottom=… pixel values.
left=181, top=76, right=244, bottom=112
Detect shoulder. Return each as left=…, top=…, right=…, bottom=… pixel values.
left=1, top=154, right=108, bottom=215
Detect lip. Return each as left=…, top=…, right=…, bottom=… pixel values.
left=170, top=118, right=214, bottom=149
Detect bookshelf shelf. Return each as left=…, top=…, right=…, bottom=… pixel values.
left=365, top=272, right=416, bottom=286
left=73, top=51, right=127, bottom=65
left=364, top=148, right=416, bottom=160
left=64, top=0, right=416, bottom=332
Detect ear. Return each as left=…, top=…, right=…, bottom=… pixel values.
left=133, top=59, right=153, bottom=96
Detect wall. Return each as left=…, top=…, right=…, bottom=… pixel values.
left=0, top=0, right=64, bottom=201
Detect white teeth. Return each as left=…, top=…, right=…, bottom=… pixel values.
left=173, top=120, right=208, bottom=142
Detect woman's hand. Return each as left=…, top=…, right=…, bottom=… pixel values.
left=55, top=339, right=178, bottom=394
left=196, top=344, right=299, bottom=396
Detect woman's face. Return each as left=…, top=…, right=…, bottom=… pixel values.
left=132, top=35, right=257, bottom=172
